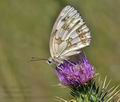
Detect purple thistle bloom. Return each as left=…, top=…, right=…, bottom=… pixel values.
left=56, top=53, right=95, bottom=87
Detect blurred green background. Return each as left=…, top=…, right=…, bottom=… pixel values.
left=0, top=0, right=120, bottom=102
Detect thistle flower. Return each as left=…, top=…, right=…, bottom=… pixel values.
left=55, top=53, right=120, bottom=102
left=56, top=52, right=95, bottom=87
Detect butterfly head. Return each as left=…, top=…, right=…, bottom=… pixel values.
left=47, top=57, right=63, bottom=65
left=47, top=57, right=55, bottom=65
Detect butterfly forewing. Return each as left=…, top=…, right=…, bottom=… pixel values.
left=50, top=5, right=91, bottom=62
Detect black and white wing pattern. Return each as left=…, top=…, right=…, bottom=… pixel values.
left=50, top=5, right=91, bottom=61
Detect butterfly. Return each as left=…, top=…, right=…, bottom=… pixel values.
left=47, top=5, right=91, bottom=65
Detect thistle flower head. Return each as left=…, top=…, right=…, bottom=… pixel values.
left=56, top=53, right=95, bottom=87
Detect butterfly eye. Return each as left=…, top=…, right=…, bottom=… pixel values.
left=47, top=58, right=53, bottom=65
left=47, top=60, right=52, bottom=64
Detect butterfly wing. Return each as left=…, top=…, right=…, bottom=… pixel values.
left=50, top=5, right=91, bottom=61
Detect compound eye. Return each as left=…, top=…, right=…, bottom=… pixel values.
left=48, top=60, right=52, bottom=63
left=47, top=60, right=52, bottom=65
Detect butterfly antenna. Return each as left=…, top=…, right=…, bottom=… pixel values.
left=29, top=57, right=47, bottom=62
